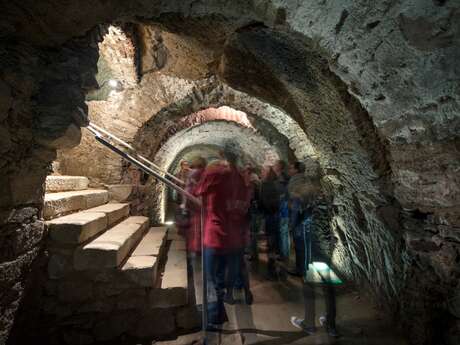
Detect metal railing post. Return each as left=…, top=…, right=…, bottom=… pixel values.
left=200, top=196, right=208, bottom=343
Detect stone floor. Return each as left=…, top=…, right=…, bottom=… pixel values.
left=157, top=257, right=409, bottom=345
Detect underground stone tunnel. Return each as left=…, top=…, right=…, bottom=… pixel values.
left=0, top=1, right=459, bottom=345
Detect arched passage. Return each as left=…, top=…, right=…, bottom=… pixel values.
left=151, top=119, right=288, bottom=221
left=1, top=2, right=458, bottom=345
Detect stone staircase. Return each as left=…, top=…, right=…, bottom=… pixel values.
left=41, top=175, right=199, bottom=344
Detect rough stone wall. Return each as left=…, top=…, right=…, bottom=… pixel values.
left=0, top=31, right=101, bottom=344
left=98, top=25, right=139, bottom=87
left=219, top=25, right=402, bottom=293
left=273, top=2, right=460, bottom=342
left=138, top=24, right=215, bottom=79
left=86, top=24, right=139, bottom=102
left=214, top=17, right=458, bottom=341
left=57, top=74, right=212, bottom=185
left=0, top=1, right=458, bottom=344
left=57, top=25, right=316, bottom=185
left=58, top=74, right=308, bottom=185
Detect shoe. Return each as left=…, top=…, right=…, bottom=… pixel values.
left=319, top=316, right=326, bottom=326
left=319, top=316, right=339, bottom=337
left=290, top=317, right=316, bottom=335
left=327, top=327, right=339, bottom=337
left=244, top=289, right=253, bottom=305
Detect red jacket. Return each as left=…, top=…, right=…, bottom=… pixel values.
left=194, top=164, right=250, bottom=252
left=186, top=168, right=205, bottom=252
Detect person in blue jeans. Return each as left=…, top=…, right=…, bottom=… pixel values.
left=287, top=161, right=338, bottom=337
left=278, top=194, right=290, bottom=280
left=193, top=144, right=250, bottom=326
left=290, top=206, right=338, bottom=337
left=289, top=197, right=309, bottom=275
left=287, top=161, right=310, bottom=276
left=203, top=247, right=241, bottom=323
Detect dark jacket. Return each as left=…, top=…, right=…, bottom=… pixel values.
left=260, top=179, right=282, bottom=214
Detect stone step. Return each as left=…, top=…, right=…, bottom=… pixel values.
left=169, top=239, right=186, bottom=251
left=163, top=246, right=187, bottom=286
left=121, top=255, right=158, bottom=287
left=74, top=216, right=149, bottom=271
left=45, top=175, right=89, bottom=193
left=131, top=226, right=168, bottom=257
left=47, top=203, right=130, bottom=245
left=44, top=189, right=109, bottom=220
left=150, top=246, right=188, bottom=308
left=47, top=212, right=107, bottom=245
left=120, top=227, right=169, bottom=288
left=84, top=203, right=130, bottom=227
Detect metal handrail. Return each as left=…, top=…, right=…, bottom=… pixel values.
left=85, top=124, right=208, bottom=343
left=88, top=122, right=185, bottom=186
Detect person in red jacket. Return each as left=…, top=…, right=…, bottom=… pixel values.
left=194, top=142, right=250, bottom=325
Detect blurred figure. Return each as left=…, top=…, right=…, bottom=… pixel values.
left=287, top=162, right=338, bottom=337
left=260, top=165, right=282, bottom=280
left=233, top=163, right=260, bottom=304
left=172, top=160, right=190, bottom=209
left=177, top=160, right=191, bottom=180
left=185, top=156, right=207, bottom=254
left=278, top=190, right=290, bottom=279
left=287, top=161, right=309, bottom=276
left=243, top=164, right=261, bottom=261
left=174, top=160, right=191, bottom=235
left=273, top=159, right=290, bottom=191
left=194, top=142, right=250, bottom=324
left=273, top=160, right=290, bottom=274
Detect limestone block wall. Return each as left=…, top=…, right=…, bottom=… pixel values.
left=32, top=243, right=196, bottom=345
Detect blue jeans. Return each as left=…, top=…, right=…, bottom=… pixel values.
left=279, top=217, right=290, bottom=259
left=292, top=216, right=313, bottom=275
left=203, top=247, right=240, bottom=324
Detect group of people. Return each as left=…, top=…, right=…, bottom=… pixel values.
left=172, top=142, right=338, bottom=337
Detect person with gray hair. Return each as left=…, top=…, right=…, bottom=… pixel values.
left=219, top=141, right=239, bottom=165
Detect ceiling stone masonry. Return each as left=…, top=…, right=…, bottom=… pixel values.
left=0, top=1, right=459, bottom=345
